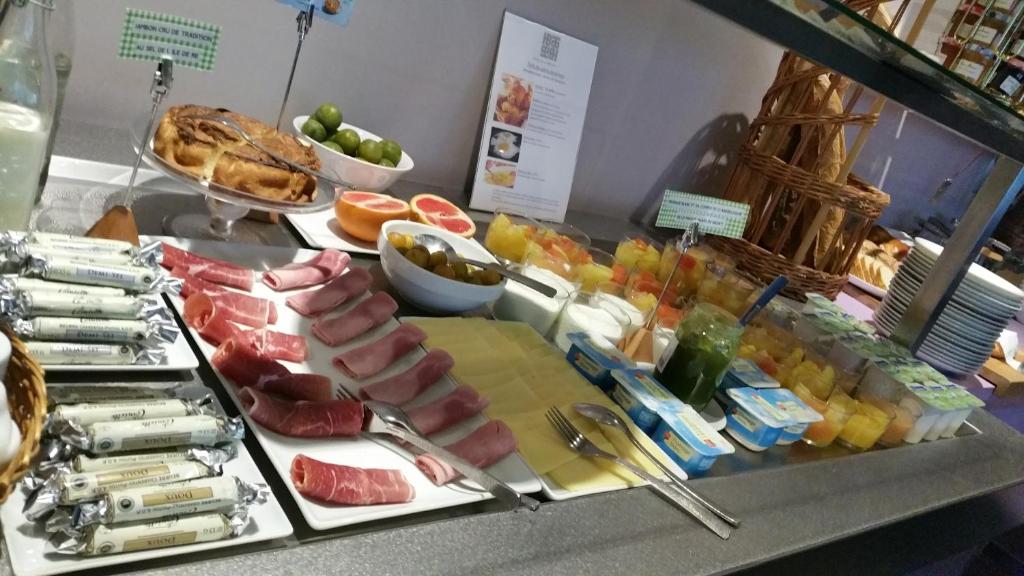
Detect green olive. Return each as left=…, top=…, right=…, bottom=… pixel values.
left=432, top=263, right=457, bottom=280
left=477, top=269, right=502, bottom=286
left=428, top=251, right=448, bottom=268
left=405, top=247, right=430, bottom=269
left=452, top=261, right=470, bottom=280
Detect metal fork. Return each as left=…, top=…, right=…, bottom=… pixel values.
left=546, top=407, right=731, bottom=540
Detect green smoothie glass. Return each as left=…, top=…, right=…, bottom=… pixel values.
left=655, top=302, right=742, bottom=411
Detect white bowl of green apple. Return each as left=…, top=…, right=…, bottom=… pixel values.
left=293, top=104, right=413, bottom=192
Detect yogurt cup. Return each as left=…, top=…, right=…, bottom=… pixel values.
left=565, top=332, right=634, bottom=393
left=901, top=383, right=945, bottom=444
left=767, top=388, right=824, bottom=445
left=492, top=265, right=576, bottom=337
left=651, top=402, right=734, bottom=476
left=553, top=297, right=631, bottom=353
left=724, top=387, right=799, bottom=451
left=610, top=369, right=676, bottom=434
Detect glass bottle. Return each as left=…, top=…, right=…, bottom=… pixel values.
left=0, top=0, right=56, bottom=231
left=35, top=0, right=72, bottom=202
left=655, top=302, right=742, bottom=412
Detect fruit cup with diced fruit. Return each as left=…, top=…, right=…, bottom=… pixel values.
left=625, top=269, right=663, bottom=316
left=575, top=249, right=621, bottom=294
left=615, top=236, right=662, bottom=277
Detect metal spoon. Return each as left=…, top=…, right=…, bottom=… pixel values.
left=362, top=400, right=541, bottom=511
left=574, top=402, right=740, bottom=527
left=413, top=234, right=558, bottom=298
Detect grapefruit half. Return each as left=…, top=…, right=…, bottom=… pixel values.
left=409, top=193, right=476, bottom=238
left=334, top=191, right=411, bottom=242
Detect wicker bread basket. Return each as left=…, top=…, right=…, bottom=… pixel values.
left=0, top=326, right=46, bottom=503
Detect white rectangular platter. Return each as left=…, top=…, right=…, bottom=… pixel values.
left=0, top=382, right=293, bottom=576
left=156, top=237, right=543, bottom=530
left=285, top=209, right=380, bottom=255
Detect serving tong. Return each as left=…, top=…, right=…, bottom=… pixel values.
left=335, top=387, right=540, bottom=512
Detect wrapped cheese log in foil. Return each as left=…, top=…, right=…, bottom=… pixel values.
left=17, top=232, right=136, bottom=253
left=66, top=476, right=268, bottom=530
left=47, top=397, right=214, bottom=431
left=0, top=291, right=169, bottom=321
left=73, top=444, right=238, bottom=473
left=26, top=444, right=236, bottom=492
left=47, top=384, right=187, bottom=408
left=24, top=460, right=221, bottom=519
left=22, top=254, right=179, bottom=293
left=49, top=510, right=250, bottom=556
left=4, top=241, right=162, bottom=269
left=26, top=342, right=166, bottom=366
left=0, top=275, right=128, bottom=297
left=58, top=415, right=245, bottom=454
left=11, top=316, right=178, bottom=345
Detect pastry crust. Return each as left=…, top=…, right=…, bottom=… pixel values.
left=153, top=105, right=320, bottom=202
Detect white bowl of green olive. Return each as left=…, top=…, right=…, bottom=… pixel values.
left=378, top=221, right=506, bottom=314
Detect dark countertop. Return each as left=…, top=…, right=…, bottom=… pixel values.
left=5, top=123, right=1022, bottom=576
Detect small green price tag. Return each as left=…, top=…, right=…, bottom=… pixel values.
left=118, top=9, right=221, bottom=71
left=655, top=190, right=750, bottom=238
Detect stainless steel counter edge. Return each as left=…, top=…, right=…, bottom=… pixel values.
left=1, top=409, right=1014, bottom=576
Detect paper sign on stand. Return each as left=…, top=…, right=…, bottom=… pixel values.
left=655, top=191, right=750, bottom=239
left=469, top=12, right=598, bottom=223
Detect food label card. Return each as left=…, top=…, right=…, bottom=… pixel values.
left=655, top=191, right=750, bottom=238
left=469, top=12, right=598, bottom=223
left=276, top=0, right=355, bottom=27
left=118, top=9, right=221, bottom=71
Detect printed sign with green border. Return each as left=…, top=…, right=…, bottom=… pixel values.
left=118, top=9, right=221, bottom=71
left=655, top=190, right=750, bottom=238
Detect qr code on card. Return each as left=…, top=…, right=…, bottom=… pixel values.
left=541, top=31, right=560, bottom=61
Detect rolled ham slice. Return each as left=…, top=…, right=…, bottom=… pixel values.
left=161, top=243, right=254, bottom=291
left=286, top=268, right=372, bottom=317
left=239, top=388, right=363, bottom=438
left=415, top=421, right=518, bottom=486
left=358, top=348, right=454, bottom=403
left=174, top=269, right=226, bottom=298
left=211, top=337, right=332, bottom=402
left=263, top=249, right=351, bottom=291
left=183, top=292, right=276, bottom=330
left=291, top=454, right=414, bottom=505
left=312, top=292, right=398, bottom=347
left=235, top=328, right=308, bottom=363
left=407, top=386, right=490, bottom=437
left=333, top=324, right=428, bottom=379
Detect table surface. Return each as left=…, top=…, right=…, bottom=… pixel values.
left=5, top=126, right=1024, bottom=576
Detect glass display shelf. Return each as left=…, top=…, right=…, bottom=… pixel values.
left=689, top=0, right=1024, bottom=163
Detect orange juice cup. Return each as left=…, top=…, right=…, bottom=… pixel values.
left=836, top=399, right=896, bottom=451
left=801, top=386, right=857, bottom=448
left=870, top=397, right=921, bottom=447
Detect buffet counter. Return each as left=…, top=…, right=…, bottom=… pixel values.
left=8, top=129, right=1024, bottom=575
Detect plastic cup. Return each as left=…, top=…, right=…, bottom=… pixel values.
left=491, top=264, right=576, bottom=337
left=872, top=396, right=920, bottom=447
left=552, top=291, right=633, bottom=353
left=836, top=399, right=896, bottom=451
left=801, top=386, right=857, bottom=448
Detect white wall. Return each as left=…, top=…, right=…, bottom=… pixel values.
left=58, top=0, right=990, bottom=230
left=60, top=0, right=783, bottom=216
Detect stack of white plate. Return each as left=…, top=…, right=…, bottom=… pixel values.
left=874, top=237, right=1024, bottom=376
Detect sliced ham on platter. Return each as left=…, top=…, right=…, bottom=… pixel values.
left=406, top=386, right=490, bottom=437
left=183, top=296, right=305, bottom=360
left=415, top=421, right=518, bottom=486
left=211, top=337, right=332, bottom=402
left=161, top=242, right=254, bottom=291
left=291, top=454, right=415, bottom=506
left=333, top=323, right=428, bottom=379
left=358, top=348, right=454, bottom=403
left=176, top=269, right=227, bottom=298
left=183, top=291, right=276, bottom=330
left=239, top=388, right=364, bottom=438
left=234, top=328, right=308, bottom=363
left=312, top=292, right=398, bottom=347
left=263, top=248, right=351, bottom=291
left=286, top=267, right=373, bottom=317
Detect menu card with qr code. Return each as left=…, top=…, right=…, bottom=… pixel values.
left=469, top=12, right=598, bottom=223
